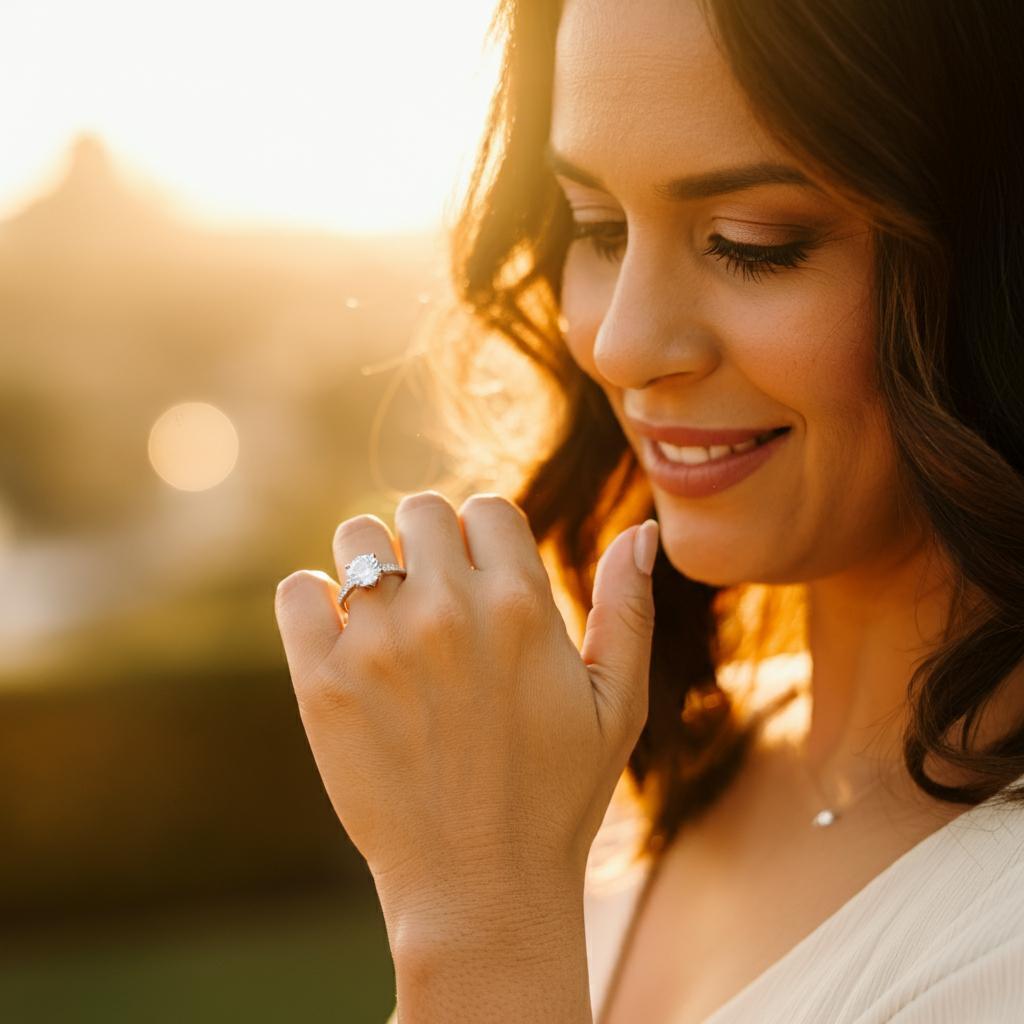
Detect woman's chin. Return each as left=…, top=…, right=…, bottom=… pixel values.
left=660, top=535, right=792, bottom=588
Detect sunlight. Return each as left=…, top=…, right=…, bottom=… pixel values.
left=0, top=0, right=500, bottom=234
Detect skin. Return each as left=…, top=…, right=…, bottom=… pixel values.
left=550, top=0, right=969, bottom=794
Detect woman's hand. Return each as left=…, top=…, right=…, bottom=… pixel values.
left=273, top=490, right=659, bottom=949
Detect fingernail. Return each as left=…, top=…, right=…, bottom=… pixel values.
left=633, top=519, right=659, bottom=576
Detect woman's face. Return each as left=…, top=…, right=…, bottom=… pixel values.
left=550, top=0, right=903, bottom=587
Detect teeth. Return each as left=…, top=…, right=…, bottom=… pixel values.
left=655, top=435, right=769, bottom=464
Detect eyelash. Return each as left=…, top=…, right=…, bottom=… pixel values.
left=568, top=219, right=814, bottom=282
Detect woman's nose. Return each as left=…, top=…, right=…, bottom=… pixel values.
left=591, top=236, right=721, bottom=390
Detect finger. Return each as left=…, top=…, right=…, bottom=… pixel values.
left=581, top=521, right=657, bottom=742
left=274, top=569, right=343, bottom=682
left=332, top=513, right=403, bottom=625
left=458, top=493, right=548, bottom=578
left=392, top=490, right=472, bottom=579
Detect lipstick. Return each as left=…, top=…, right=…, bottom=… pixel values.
left=627, top=417, right=791, bottom=498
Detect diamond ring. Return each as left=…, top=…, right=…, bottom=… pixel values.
left=338, top=552, right=407, bottom=612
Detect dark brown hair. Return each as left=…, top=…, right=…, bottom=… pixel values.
left=410, top=0, right=1024, bottom=858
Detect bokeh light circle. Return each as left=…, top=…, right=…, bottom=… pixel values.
left=148, top=401, right=239, bottom=491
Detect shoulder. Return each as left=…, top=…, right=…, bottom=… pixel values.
left=856, top=929, right=1024, bottom=1022
left=846, top=792, right=1024, bottom=1022
left=911, top=936, right=1024, bottom=1020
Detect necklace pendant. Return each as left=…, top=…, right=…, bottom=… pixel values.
left=812, top=808, right=838, bottom=828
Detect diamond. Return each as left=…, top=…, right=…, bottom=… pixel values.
left=347, top=553, right=381, bottom=587
left=812, top=808, right=837, bottom=828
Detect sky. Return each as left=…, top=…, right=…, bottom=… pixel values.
left=0, top=0, right=502, bottom=234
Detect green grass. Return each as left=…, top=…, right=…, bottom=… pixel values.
left=0, top=889, right=396, bottom=1024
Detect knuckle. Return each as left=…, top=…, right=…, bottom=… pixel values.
left=298, top=628, right=401, bottom=712
left=333, top=513, right=387, bottom=546
left=293, top=661, right=357, bottom=715
left=488, top=573, right=540, bottom=619
left=347, top=632, right=397, bottom=677
left=619, top=592, right=654, bottom=638
left=460, top=492, right=526, bottom=523
left=275, top=570, right=307, bottom=600
left=397, top=490, right=451, bottom=515
left=405, top=591, right=467, bottom=641
left=460, top=491, right=506, bottom=513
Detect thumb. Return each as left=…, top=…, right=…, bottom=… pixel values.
left=580, top=518, right=659, bottom=735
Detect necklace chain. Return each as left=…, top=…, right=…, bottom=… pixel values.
left=795, top=736, right=890, bottom=828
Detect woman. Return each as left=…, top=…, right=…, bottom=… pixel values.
left=275, top=0, right=1024, bottom=1020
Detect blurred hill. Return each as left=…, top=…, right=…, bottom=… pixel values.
left=0, top=132, right=446, bottom=538
left=0, top=132, right=455, bottom=928
left=0, top=132, right=450, bottom=674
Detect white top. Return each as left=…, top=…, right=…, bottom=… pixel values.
left=585, top=739, right=1024, bottom=1022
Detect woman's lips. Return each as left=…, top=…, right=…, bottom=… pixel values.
left=626, top=418, right=787, bottom=447
left=641, top=427, right=791, bottom=498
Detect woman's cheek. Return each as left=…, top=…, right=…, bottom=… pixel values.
left=559, top=254, right=611, bottom=379
left=713, top=268, right=876, bottom=419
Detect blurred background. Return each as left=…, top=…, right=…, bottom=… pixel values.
left=0, top=2, right=503, bottom=1020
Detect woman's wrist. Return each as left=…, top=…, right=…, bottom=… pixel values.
left=384, top=872, right=593, bottom=1023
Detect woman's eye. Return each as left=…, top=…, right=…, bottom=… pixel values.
left=701, top=232, right=815, bottom=282
left=568, top=219, right=815, bottom=282
left=569, top=219, right=626, bottom=263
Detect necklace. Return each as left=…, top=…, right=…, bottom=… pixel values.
left=795, top=736, right=890, bottom=828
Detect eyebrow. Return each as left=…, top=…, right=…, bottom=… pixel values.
left=543, top=142, right=821, bottom=200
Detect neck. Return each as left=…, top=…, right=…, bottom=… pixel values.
left=800, top=529, right=955, bottom=793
